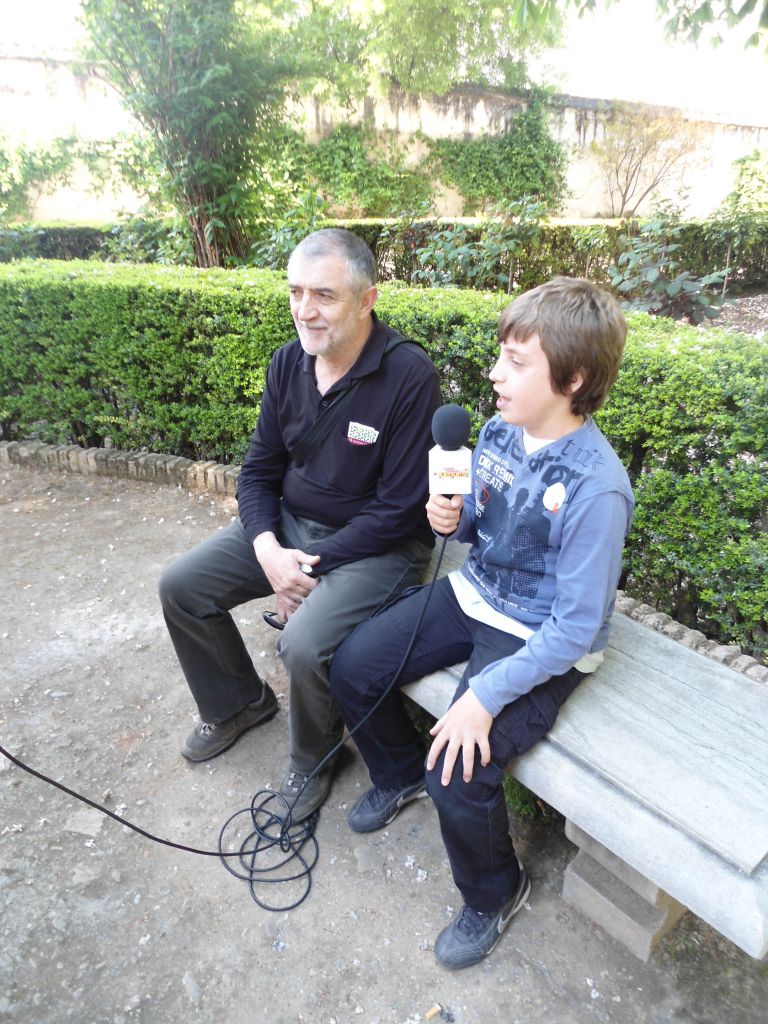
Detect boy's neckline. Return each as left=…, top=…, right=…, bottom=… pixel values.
left=521, top=417, right=589, bottom=455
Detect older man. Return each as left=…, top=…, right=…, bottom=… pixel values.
left=159, top=228, right=441, bottom=820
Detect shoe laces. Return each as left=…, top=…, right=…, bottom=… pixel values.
left=453, top=904, right=488, bottom=938
left=285, top=770, right=310, bottom=794
left=199, top=721, right=218, bottom=736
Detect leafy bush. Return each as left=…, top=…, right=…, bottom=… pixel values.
left=0, top=225, right=111, bottom=263
left=1, top=259, right=765, bottom=661
left=8, top=216, right=768, bottom=295
left=597, top=312, right=768, bottom=657
left=0, top=260, right=294, bottom=461
left=411, top=197, right=547, bottom=291
left=100, top=215, right=195, bottom=265
left=298, top=124, right=433, bottom=218
left=610, top=215, right=726, bottom=324
left=426, top=99, right=568, bottom=214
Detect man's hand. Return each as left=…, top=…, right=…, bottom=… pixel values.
left=426, top=687, right=493, bottom=785
left=253, top=532, right=320, bottom=622
left=426, top=493, right=463, bottom=536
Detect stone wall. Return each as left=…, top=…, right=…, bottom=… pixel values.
left=1, top=50, right=766, bottom=220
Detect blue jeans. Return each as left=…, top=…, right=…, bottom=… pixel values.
left=329, top=577, right=584, bottom=911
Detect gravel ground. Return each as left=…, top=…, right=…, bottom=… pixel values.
left=2, top=467, right=768, bottom=1024
left=700, top=291, right=768, bottom=337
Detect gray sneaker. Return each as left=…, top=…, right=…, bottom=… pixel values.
left=181, top=684, right=278, bottom=762
left=347, top=779, right=427, bottom=833
left=276, top=766, right=333, bottom=823
left=433, top=858, right=530, bottom=969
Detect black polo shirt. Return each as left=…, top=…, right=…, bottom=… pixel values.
left=237, top=312, right=441, bottom=574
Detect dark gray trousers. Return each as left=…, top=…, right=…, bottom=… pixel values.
left=159, top=508, right=431, bottom=773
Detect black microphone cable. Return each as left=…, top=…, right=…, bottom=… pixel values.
left=0, top=534, right=451, bottom=913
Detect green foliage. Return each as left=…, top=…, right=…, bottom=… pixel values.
left=610, top=214, right=726, bottom=324
left=503, top=776, right=542, bottom=820
left=726, top=149, right=768, bottom=216
left=298, top=124, right=433, bottom=219
left=80, top=0, right=296, bottom=268
left=1, top=259, right=766, bottom=656
left=100, top=214, right=196, bottom=265
left=412, top=197, right=547, bottom=291
left=597, top=311, right=768, bottom=657
left=8, top=215, right=768, bottom=295
left=0, top=137, right=77, bottom=222
left=298, top=0, right=564, bottom=97
left=0, top=260, right=295, bottom=460
left=426, top=100, right=568, bottom=214
left=248, top=191, right=330, bottom=270
left=0, top=225, right=110, bottom=263
left=705, top=151, right=768, bottom=294
left=655, top=0, right=768, bottom=50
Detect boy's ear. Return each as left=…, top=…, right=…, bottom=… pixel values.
left=566, top=371, right=584, bottom=395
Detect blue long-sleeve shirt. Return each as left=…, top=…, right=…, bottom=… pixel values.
left=237, top=313, right=441, bottom=574
left=453, top=417, right=634, bottom=717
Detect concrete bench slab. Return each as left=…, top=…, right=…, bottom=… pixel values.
left=402, top=541, right=768, bottom=961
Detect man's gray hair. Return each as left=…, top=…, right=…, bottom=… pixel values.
left=291, top=228, right=377, bottom=293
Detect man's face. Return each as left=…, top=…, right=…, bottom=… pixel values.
left=287, top=250, right=376, bottom=361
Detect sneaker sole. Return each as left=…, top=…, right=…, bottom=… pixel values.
left=180, top=695, right=279, bottom=763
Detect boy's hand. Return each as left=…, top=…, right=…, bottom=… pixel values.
left=427, top=688, right=493, bottom=785
left=426, top=493, right=463, bottom=536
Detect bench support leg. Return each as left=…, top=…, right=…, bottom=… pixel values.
left=562, top=820, right=688, bottom=961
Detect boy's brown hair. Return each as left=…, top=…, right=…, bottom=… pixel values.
left=497, top=277, right=627, bottom=416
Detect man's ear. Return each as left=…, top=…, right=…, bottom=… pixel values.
left=358, top=285, right=378, bottom=319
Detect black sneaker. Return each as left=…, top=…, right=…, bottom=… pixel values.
left=347, top=779, right=427, bottom=833
left=181, top=684, right=278, bottom=762
left=276, top=766, right=333, bottom=823
left=433, top=858, right=530, bottom=969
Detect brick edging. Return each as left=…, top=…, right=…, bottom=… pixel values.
left=3, top=438, right=767, bottom=684
left=0, top=438, right=240, bottom=497
left=614, top=592, right=768, bottom=683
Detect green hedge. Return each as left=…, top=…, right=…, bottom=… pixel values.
left=0, top=225, right=111, bottom=263
left=1, top=259, right=766, bottom=658
left=5, top=218, right=768, bottom=294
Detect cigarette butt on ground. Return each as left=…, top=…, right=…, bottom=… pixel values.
left=425, top=1005, right=441, bottom=1020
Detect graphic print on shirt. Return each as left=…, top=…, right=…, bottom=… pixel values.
left=471, top=429, right=586, bottom=607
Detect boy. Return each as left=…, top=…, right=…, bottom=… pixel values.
left=329, top=277, right=634, bottom=969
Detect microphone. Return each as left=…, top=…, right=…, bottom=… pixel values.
left=428, top=405, right=472, bottom=496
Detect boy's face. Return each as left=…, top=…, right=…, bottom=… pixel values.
left=489, top=332, right=583, bottom=439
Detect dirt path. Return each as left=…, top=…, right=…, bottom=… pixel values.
left=1, top=466, right=767, bottom=1024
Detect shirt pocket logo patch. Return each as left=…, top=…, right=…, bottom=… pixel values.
left=347, top=421, right=379, bottom=446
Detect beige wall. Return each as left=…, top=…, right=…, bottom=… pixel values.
left=2, top=52, right=765, bottom=223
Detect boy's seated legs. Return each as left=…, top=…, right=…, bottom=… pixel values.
left=329, top=578, right=473, bottom=827
left=427, top=666, right=583, bottom=967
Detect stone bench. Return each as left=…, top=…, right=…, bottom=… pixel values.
left=403, top=541, right=768, bottom=962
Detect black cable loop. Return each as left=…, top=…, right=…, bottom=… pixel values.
left=0, top=535, right=449, bottom=911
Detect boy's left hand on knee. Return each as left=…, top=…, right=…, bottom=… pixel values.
left=427, top=689, right=493, bottom=786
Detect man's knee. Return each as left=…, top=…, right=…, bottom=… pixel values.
left=278, top=613, right=329, bottom=677
left=158, top=556, right=187, bottom=612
